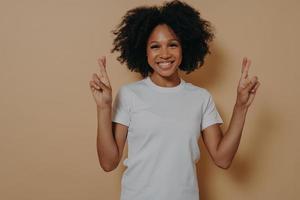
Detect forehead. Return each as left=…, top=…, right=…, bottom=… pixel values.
left=147, top=24, right=179, bottom=43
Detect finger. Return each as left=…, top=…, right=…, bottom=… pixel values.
left=97, top=57, right=105, bottom=77
left=250, top=81, right=260, bottom=93
left=241, top=57, right=251, bottom=80
left=245, top=76, right=258, bottom=91
left=89, top=81, right=95, bottom=92
left=247, top=83, right=260, bottom=106
left=102, top=56, right=106, bottom=67
left=97, top=79, right=110, bottom=91
left=97, top=56, right=111, bottom=87
left=89, top=80, right=100, bottom=90
left=92, top=73, right=100, bottom=84
left=241, top=57, right=247, bottom=75
left=242, top=57, right=247, bottom=69
left=239, top=76, right=251, bottom=89
left=100, top=57, right=111, bottom=86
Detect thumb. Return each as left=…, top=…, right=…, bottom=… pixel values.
left=98, top=79, right=110, bottom=92
left=245, top=76, right=258, bottom=92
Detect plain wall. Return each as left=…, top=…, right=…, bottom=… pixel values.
left=0, top=0, right=299, bottom=199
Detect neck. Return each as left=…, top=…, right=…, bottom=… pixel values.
left=149, top=72, right=181, bottom=87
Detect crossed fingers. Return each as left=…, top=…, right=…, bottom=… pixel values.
left=239, top=57, right=260, bottom=93
left=97, top=56, right=111, bottom=88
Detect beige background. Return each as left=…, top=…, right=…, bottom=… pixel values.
left=0, top=0, right=299, bottom=199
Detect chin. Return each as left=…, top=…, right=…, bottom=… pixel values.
left=157, top=68, right=178, bottom=78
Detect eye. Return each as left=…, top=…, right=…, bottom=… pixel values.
left=150, top=45, right=159, bottom=49
left=169, top=43, right=178, bottom=48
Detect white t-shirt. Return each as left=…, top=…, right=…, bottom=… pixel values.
left=112, top=76, right=223, bottom=200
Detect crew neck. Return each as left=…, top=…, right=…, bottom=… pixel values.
left=144, top=76, right=185, bottom=93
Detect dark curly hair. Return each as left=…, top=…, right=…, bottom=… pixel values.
left=111, top=0, right=214, bottom=78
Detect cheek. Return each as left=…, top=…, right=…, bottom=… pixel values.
left=147, top=51, right=157, bottom=64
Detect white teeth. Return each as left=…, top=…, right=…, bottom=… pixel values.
left=157, top=61, right=173, bottom=68
left=160, top=62, right=170, bottom=65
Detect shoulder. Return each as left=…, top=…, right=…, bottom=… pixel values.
left=184, top=81, right=212, bottom=98
left=116, top=79, right=148, bottom=102
left=120, top=79, right=148, bottom=95
left=118, top=79, right=145, bottom=93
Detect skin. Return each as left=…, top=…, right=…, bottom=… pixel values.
left=90, top=23, right=260, bottom=171
left=146, top=24, right=182, bottom=87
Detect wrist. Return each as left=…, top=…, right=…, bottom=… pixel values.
left=97, top=104, right=112, bottom=111
left=234, top=103, right=248, bottom=113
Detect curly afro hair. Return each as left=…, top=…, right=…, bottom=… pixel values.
left=111, top=0, right=215, bottom=78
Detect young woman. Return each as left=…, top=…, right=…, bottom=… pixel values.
left=89, top=1, right=260, bottom=199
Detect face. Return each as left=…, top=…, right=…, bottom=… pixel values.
left=146, top=24, right=182, bottom=78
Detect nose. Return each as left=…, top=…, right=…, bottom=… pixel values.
left=159, top=47, right=171, bottom=59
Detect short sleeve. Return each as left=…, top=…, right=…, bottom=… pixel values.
left=112, top=86, right=131, bottom=127
left=201, top=91, right=223, bottom=131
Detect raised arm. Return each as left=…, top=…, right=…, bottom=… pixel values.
left=89, top=56, right=128, bottom=172
left=202, top=57, right=260, bottom=169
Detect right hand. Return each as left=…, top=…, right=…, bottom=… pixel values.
left=89, top=56, right=112, bottom=108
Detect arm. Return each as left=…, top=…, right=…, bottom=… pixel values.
left=96, top=106, right=119, bottom=172
left=96, top=106, right=128, bottom=172
left=202, top=105, right=247, bottom=169
left=90, top=56, right=128, bottom=172
left=202, top=57, right=260, bottom=169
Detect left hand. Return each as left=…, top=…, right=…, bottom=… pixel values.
left=236, top=57, right=260, bottom=108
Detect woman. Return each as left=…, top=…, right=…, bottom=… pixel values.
left=89, top=1, right=260, bottom=199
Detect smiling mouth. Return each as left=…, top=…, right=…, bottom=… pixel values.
left=157, top=61, right=175, bottom=69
